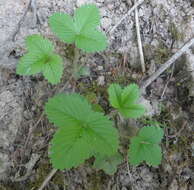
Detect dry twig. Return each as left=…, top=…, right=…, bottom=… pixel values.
left=134, top=0, right=145, bottom=72
left=160, top=62, right=175, bottom=99
left=107, top=0, right=145, bottom=34
left=140, top=38, right=194, bottom=91
left=38, top=168, right=58, bottom=190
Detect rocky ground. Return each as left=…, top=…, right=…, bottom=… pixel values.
left=0, top=0, right=194, bottom=190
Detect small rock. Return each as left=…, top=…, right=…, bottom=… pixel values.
left=97, top=66, right=103, bottom=71
left=97, top=76, right=105, bottom=86
left=169, top=179, right=178, bottom=190
left=76, top=0, right=94, bottom=6
left=140, top=97, right=160, bottom=116
left=107, top=3, right=114, bottom=10
left=140, top=168, right=153, bottom=182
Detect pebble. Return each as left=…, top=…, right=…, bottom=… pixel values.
left=97, top=76, right=105, bottom=86
left=97, top=65, right=103, bottom=71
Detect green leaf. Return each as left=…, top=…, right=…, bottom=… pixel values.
left=45, top=93, right=92, bottom=128
left=49, top=13, right=76, bottom=43
left=49, top=4, right=107, bottom=52
left=108, top=83, right=122, bottom=108
left=121, top=84, right=140, bottom=106
left=85, top=111, right=118, bottom=156
left=45, top=93, right=119, bottom=170
left=128, top=126, right=164, bottom=166
left=16, top=53, right=44, bottom=75
left=42, top=54, right=63, bottom=84
left=93, top=152, right=123, bottom=175
left=50, top=125, right=92, bottom=169
left=108, top=83, right=145, bottom=118
left=75, top=29, right=107, bottom=52
left=16, top=35, right=64, bottom=84
left=119, top=104, right=145, bottom=118
left=26, top=34, right=54, bottom=54
left=74, top=4, right=100, bottom=33
left=138, top=125, right=164, bottom=144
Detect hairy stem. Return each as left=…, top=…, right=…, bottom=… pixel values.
left=73, top=47, right=80, bottom=77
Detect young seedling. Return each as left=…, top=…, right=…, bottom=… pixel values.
left=128, top=126, right=164, bottom=166
left=45, top=93, right=119, bottom=170
left=16, top=35, right=63, bottom=84
left=108, top=83, right=145, bottom=118
left=93, top=152, right=123, bottom=175
left=49, top=4, right=107, bottom=53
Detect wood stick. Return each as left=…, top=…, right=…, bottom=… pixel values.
left=140, top=38, right=194, bottom=91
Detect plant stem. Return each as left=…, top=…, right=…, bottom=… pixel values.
left=72, top=47, right=80, bottom=78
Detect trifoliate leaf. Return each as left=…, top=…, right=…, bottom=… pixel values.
left=93, top=152, right=123, bottom=175
left=16, top=35, right=63, bottom=84
left=49, top=4, right=107, bottom=52
left=49, top=13, right=76, bottom=43
left=74, top=4, right=100, bottom=33
left=75, top=29, right=107, bottom=52
left=108, top=83, right=145, bottom=118
left=45, top=93, right=119, bottom=170
left=128, top=126, right=164, bottom=166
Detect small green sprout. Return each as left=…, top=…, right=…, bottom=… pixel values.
left=128, top=126, right=164, bottom=166
left=93, top=152, right=123, bottom=175
left=108, top=83, right=145, bottom=118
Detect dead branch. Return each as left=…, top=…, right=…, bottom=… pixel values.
left=140, top=38, right=194, bottom=92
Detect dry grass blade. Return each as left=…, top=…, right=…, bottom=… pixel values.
left=134, top=0, right=145, bottom=72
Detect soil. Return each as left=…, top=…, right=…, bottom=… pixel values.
left=0, top=0, right=194, bottom=190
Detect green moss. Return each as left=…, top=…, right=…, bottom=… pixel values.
left=29, top=161, right=52, bottom=189
left=154, top=42, right=170, bottom=64
left=0, top=185, right=13, bottom=190
left=87, top=172, right=106, bottom=190
left=112, top=75, right=134, bottom=86
left=52, top=171, right=64, bottom=186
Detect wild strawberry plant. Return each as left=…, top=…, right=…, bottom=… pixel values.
left=16, top=3, right=164, bottom=175
left=128, top=126, right=164, bottom=166
left=49, top=4, right=107, bottom=52
left=45, top=93, right=119, bottom=169
left=108, top=83, right=145, bottom=118
left=16, top=35, right=63, bottom=84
